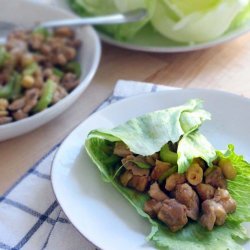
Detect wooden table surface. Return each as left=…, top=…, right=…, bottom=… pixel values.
left=1, top=34, right=250, bottom=195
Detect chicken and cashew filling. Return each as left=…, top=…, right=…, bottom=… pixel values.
left=114, top=141, right=237, bottom=232
left=0, top=27, right=81, bottom=124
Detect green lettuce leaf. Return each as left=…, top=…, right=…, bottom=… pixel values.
left=69, top=0, right=250, bottom=43
left=151, top=0, right=249, bottom=43
left=69, top=0, right=155, bottom=40
left=85, top=136, right=250, bottom=249
left=230, top=3, right=250, bottom=28
left=88, top=99, right=210, bottom=156
left=87, top=99, right=216, bottom=172
left=69, top=0, right=117, bottom=15
left=177, top=131, right=216, bottom=173
left=163, top=0, right=220, bottom=16
left=217, top=144, right=250, bottom=223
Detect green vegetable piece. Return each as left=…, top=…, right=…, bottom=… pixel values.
left=33, top=79, right=57, bottom=112
left=53, top=68, right=64, bottom=79
left=0, top=46, right=10, bottom=67
left=159, top=165, right=178, bottom=184
left=160, top=144, right=178, bottom=165
left=23, top=62, right=39, bottom=76
left=0, top=72, right=19, bottom=99
left=32, top=27, right=50, bottom=38
left=130, top=160, right=151, bottom=169
left=66, top=61, right=81, bottom=78
left=11, top=73, right=22, bottom=99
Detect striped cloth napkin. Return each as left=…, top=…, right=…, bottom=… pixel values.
left=0, top=80, right=175, bottom=250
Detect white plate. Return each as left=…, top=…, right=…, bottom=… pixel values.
left=52, top=89, right=250, bottom=250
left=0, top=0, right=101, bottom=141
left=51, top=0, right=250, bottom=53
left=98, top=22, right=250, bottom=53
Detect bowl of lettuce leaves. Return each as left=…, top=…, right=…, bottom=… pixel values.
left=67, top=0, right=250, bottom=52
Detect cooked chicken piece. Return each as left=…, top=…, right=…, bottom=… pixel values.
left=158, top=199, right=188, bottom=232
left=113, top=141, right=132, bottom=157
left=145, top=153, right=159, bottom=166
left=196, top=183, right=215, bottom=201
left=213, top=188, right=236, bottom=214
left=144, top=199, right=162, bottom=218
left=122, top=156, right=150, bottom=176
left=175, top=184, right=199, bottom=220
left=165, top=173, right=186, bottom=191
left=120, top=170, right=133, bottom=187
left=205, top=167, right=227, bottom=189
left=151, top=160, right=171, bottom=181
left=128, top=175, right=149, bottom=192
left=200, top=208, right=216, bottom=230
left=148, top=183, right=169, bottom=201
left=200, top=200, right=227, bottom=230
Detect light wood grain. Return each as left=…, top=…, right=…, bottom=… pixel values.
left=1, top=32, right=250, bottom=195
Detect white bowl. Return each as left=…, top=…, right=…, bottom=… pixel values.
left=0, top=0, right=101, bottom=141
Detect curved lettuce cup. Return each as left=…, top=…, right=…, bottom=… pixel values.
left=87, top=99, right=216, bottom=173
left=84, top=99, right=250, bottom=249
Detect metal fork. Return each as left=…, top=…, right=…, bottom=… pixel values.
left=0, top=9, right=147, bottom=43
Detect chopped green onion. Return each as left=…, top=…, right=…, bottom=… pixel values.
left=160, top=144, right=178, bottom=165
left=11, top=73, right=22, bottom=100
left=53, top=68, right=64, bottom=79
left=0, top=72, right=20, bottom=99
left=130, top=160, right=151, bottom=169
left=66, top=61, right=81, bottom=78
left=159, top=165, right=178, bottom=184
left=0, top=46, right=10, bottom=67
left=33, top=79, right=57, bottom=112
left=32, top=27, right=50, bottom=38
left=23, top=62, right=39, bottom=76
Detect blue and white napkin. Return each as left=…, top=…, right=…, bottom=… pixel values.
left=0, top=80, right=175, bottom=250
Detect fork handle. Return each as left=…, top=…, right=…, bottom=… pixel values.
left=40, top=9, right=147, bottom=29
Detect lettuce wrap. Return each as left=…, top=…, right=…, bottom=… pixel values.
left=85, top=99, right=250, bottom=249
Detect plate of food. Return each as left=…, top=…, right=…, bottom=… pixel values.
left=57, top=0, right=250, bottom=52
left=0, top=0, right=101, bottom=141
left=52, top=89, right=250, bottom=250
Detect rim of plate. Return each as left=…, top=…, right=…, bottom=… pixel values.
left=50, top=151, right=100, bottom=249
left=99, top=24, right=250, bottom=53
left=51, top=88, right=250, bottom=249
left=0, top=0, right=101, bottom=131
